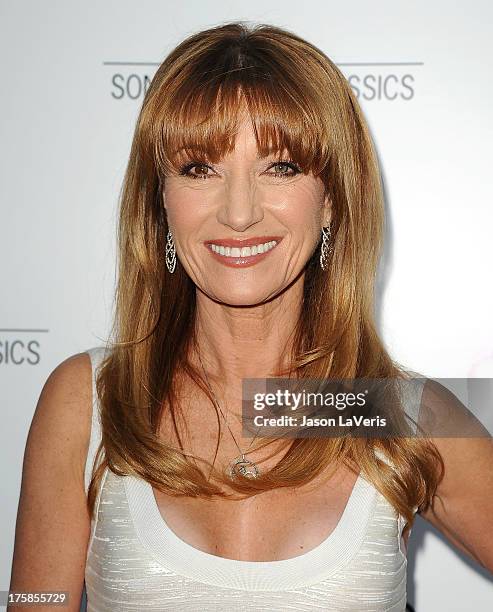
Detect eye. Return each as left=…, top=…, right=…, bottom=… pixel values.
left=178, top=162, right=215, bottom=180
left=266, top=160, right=302, bottom=178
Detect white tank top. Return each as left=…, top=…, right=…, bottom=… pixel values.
left=83, top=346, right=423, bottom=611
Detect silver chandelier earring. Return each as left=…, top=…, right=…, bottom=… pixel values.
left=165, top=228, right=176, bottom=273
left=320, top=224, right=332, bottom=271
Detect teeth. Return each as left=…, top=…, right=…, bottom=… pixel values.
left=210, top=240, right=278, bottom=258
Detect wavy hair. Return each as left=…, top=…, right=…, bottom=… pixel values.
left=87, top=21, right=443, bottom=540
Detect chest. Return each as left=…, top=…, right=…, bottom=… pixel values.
left=87, top=467, right=409, bottom=606
left=153, top=389, right=409, bottom=562
left=153, top=458, right=363, bottom=561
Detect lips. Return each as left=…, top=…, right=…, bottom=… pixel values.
left=204, top=236, right=283, bottom=248
left=204, top=236, right=283, bottom=268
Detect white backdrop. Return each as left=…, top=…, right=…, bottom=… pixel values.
left=1, top=1, right=492, bottom=610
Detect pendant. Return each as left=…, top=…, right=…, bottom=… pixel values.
left=228, top=454, right=260, bottom=479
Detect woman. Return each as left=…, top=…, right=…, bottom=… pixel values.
left=9, top=21, right=493, bottom=612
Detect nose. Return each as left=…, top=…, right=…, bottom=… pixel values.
left=215, top=174, right=264, bottom=232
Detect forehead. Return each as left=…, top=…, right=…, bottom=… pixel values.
left=156, top=91, right=327, bottom=178
left=174, top=118, right=290, bottom=162
left=227, top=118, right=258, bottom=151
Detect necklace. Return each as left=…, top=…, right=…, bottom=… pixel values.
left=197, top=350, right=262, bottom=480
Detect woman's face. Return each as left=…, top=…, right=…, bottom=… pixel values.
left=163, top=117, right=331, bottom=306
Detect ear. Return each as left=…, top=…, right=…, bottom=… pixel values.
left=159, top=177, right=167, bottom=210
left=322, top=190, right=332, bottom=227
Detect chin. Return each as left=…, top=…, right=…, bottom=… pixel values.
left=206, top=286, right=280, bottom=307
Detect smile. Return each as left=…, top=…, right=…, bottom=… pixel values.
left=211, top=240, right=277, bottom=257
left=204, top=237, right=282, bottom=268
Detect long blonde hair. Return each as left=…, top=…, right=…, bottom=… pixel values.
left=88, top=21, right=443, bottom=539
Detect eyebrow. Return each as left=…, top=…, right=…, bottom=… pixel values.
left=171, top=146, right=288, bottom=160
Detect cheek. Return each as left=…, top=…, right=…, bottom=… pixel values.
left=163, top=189, right=207, bottom=230
left=274, top=183, right=325, bottom=235
left=164, top=179, right=325, bottom=238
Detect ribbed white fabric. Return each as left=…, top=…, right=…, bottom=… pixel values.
left=84, top=346, right=424, bottom=611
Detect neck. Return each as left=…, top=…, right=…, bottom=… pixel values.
left=191, top=276, right=304, bottom=391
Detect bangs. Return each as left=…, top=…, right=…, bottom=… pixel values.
left=151, top=49, right=332, bottom=180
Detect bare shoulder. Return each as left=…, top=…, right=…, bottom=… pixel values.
left=8, top=351, right=94, bottom=611
left=417, top=378, right=493, bottom=574
left=29, top=351, right=94, bottom=480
